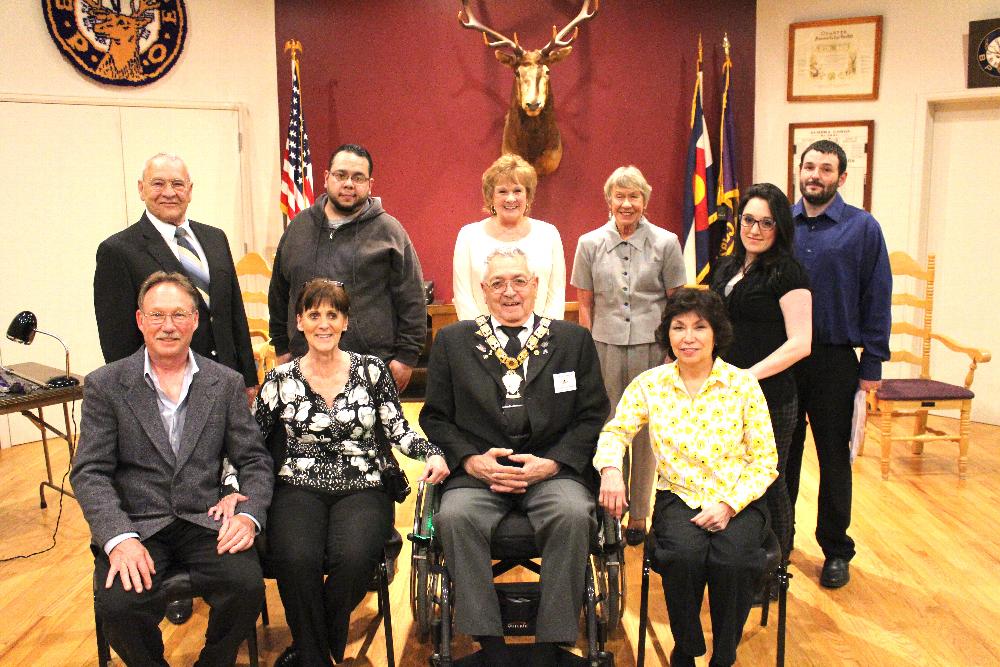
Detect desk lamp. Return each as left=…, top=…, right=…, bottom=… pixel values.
left=6, top=311, right=80, bottom=387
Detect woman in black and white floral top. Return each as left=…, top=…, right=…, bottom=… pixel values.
left=256, top=278, right=448, bottom=666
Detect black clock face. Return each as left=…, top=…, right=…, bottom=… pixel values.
left=979, top=28, right=1000, bottom=77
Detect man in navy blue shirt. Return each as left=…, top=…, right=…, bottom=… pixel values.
left=789, top=140, right=891, bottom=588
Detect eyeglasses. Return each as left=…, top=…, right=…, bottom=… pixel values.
left=486, top=277, right=532, bottom=293
left=740, top=214, right=776, bottom=231
left=146, top=179, right=190, bottom=192
left=143, top=310, right=194, bottom=325
left=330, top=171, right=370, bottom=185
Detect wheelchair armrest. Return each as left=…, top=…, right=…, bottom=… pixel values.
left=597, top=505, right=624, bottom=553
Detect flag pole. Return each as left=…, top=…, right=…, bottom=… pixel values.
left=279, top=39, right=314, bottom=231
left=282, top=40, right=301, bottom=230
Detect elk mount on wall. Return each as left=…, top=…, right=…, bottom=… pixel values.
left=459, top=0, right=598, bottom=176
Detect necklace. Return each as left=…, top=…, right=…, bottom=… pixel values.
left=474, top=315, right=551, bottom=397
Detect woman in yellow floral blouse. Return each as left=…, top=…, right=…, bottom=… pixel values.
left=594, top=288, right=777, bottom=667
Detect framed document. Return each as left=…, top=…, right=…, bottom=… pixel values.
left=787, top=15, right=883, bottom=101
left=788, top=121, right=874, bottom=211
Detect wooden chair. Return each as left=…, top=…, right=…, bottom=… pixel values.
left=865, top=252, right=991, bottom=479
left=236, top=252, right=276, bottom=384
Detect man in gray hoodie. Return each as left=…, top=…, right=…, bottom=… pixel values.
left=269, top=144, right=426, bottom=391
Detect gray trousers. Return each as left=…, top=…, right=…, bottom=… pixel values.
left=596, top=340, right=666, bottom=521
left=436, top=479, right=596, bottom=642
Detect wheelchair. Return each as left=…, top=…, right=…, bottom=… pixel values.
left=408, top=481, right=626, bottom=666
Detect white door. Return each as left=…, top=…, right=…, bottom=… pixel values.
left=0, top=100, right=245, bottom=447
left=924, top=99, right=1000, bottom=425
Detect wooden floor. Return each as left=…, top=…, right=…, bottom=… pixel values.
left=1, top=405, right=999, bottom=666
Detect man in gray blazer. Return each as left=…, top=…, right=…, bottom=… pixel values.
left=420, top=248, right=609, bottom=665
left=71, top=271, right=273, bottom=667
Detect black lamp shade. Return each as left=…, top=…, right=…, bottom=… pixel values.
left=7, top=310, right=37, bottom=345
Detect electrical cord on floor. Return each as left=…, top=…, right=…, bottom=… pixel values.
left=0, top=402, right=77, bottom=563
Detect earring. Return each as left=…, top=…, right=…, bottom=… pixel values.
left=490, top=205, right=497, bottom=216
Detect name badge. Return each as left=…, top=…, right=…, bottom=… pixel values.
left=553, top=371, right=577, bottom=393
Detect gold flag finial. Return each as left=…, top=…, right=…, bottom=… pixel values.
left=723, top=33, right=731, bottom=59
left=698, top=34, right=703, bottom=64
left=284, top=39, right=303, bottom=63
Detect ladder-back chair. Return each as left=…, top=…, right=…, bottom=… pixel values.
left=236, top=252, right=276, bottom=384
left=865, top=252, right=991, bottom=479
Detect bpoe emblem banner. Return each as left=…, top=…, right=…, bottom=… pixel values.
left=42, top=0, right=187, bottom=86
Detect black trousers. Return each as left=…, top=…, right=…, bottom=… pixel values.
left=765, top=396, right=798, bottom=562
left=788, top=344, right=859, bottom=561
left=266, top=484, right=392, bottom=666
left=93, top=519, right=264, bottom=667
left=651, top=491, right=768, bottom=666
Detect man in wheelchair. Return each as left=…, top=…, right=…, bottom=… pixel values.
left=420, top=248, right=611, bottom=665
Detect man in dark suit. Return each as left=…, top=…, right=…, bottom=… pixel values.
left=420, top=247, right=609, bottom=666
left=94, top=152, right=257, bottom=393
left=71, top=272, right=273, bottom=667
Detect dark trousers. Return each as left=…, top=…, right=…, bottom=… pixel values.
left=765, top=396, right=798, bottom=562
left=651, top=491, right=768, bottom=666
left=788, top=345, right=859, bottom=560
left=266, top=484, right=392, bottom=666
left=93, top=519, right=264, bottom=667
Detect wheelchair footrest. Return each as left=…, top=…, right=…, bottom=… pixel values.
left=452, top=645, right=591, bottom=665
left=495, top=582, right=541, bottom=636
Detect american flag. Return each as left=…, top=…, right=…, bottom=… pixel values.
left=280, top=56, right=314, bottom=224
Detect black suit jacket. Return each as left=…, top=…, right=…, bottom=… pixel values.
left=419, top=318, right=609, bottom=492
left=93, top=213, right=257, bottom=387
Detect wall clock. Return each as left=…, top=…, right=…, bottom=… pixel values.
left=969, top=19, right=1000, bottom=88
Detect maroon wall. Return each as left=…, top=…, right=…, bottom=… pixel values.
left=275, top=1, right=757, bottom=302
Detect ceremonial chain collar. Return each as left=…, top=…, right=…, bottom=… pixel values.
left=474, top=315, right=551, bottom=371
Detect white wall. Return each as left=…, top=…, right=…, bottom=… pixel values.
left=756, top=0, right=1000, bottom=424
left=0, top=1, right=280, bottom=446
left=0, top=0, right=281, bottom=250
left=755, top=0, right=1000, bottom=251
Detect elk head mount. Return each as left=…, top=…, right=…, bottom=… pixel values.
left=459, top=0, right=598, bottom=176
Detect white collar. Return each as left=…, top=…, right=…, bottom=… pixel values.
left=146, top=208, right=192, bottom=240
left=490, top=314, right=535, bottom=342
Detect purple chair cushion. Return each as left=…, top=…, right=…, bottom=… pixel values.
left=876, top=379, right=974, bottom=401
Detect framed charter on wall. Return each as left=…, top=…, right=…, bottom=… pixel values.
left=788, top=16, right=883, bottom=101
left=788, top=121, right=874, bottom=211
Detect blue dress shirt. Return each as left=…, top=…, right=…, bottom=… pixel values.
left=792, top=193, right=892, bottom=380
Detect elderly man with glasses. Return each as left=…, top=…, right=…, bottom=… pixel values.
left=420, top=247, right=610, bottom=665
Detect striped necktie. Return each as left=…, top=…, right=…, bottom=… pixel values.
left=174, top=227, right=211, bottom=306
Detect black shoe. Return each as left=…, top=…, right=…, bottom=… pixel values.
left=274, top=645, right=300, bottom=667
left=624, top=527, right=646, bottom=546
left=820, top=557, right=850, bottom=588
left=669, top=647, right=696, bottom=667
left=165, top=597, right=193, bottom=624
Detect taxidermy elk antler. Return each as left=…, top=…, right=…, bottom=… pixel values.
left=459, top=0, right=598, bottom=176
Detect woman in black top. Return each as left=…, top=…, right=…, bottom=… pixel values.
left=256, top=278, right=449, bottom=666
left=710, top=183, right=811, bottom=562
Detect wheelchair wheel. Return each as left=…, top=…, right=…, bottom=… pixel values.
left=605, top=551, right=626, bottom=633
left=412, top=555, right=434, bottom=640
left=593, top=549, right=626, bottom=637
